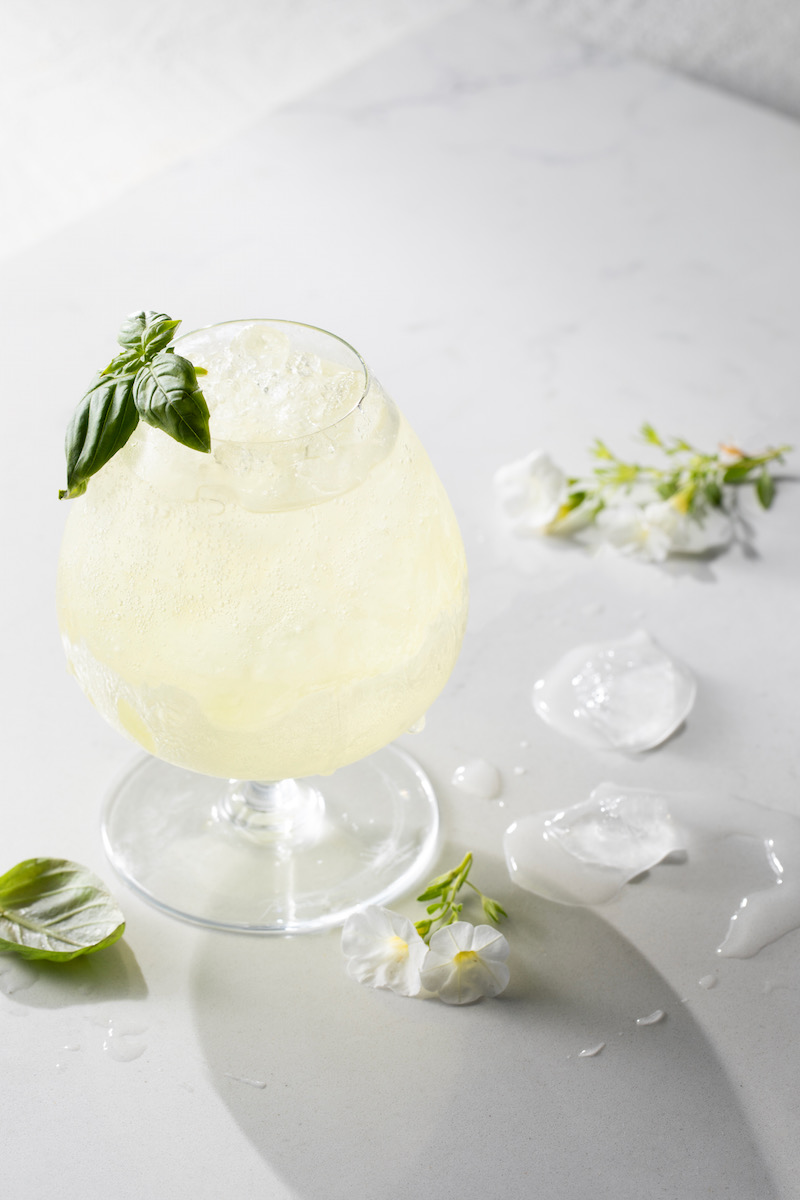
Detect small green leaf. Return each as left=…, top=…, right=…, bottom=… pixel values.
left=134, top=351, right=211, bottom=453
left=591, top=438, right=613, bottom=461
left=656, top=477, right=680, bottom=500
left=704, top=480, right=723, bottom=507
left=481, top=897, right=508, bottom=924
left=417, top=867, right=460, bottom=901
left=640, top=422, right=662, bottom=447
left=118, top=310, right=181, bottom=357
left=61, top=371, right=139, bottom=498
left=0, top=859, right=125, bottom=961
left=756, top=469, right=775, bottom=509
left=102, top=350, right=143, bottom=377
left=564, top=490, right=587, bottom=512
left=416, top=885, right=444, bottom=903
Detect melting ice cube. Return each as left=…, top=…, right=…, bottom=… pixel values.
left=504, top=782, right=683, bottom=906
left=532, top=630, right=696, bottom=753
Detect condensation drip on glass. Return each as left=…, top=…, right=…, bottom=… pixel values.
left=452, top=759, right=502, bottom=800
left=532, top=630, right=696, bottom=753
left=698, top=975, right=717, bottom=990
left=505, top=786, right=800, bottom=959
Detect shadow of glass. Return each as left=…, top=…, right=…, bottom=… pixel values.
left=0, top=939, right=147, bottom=1009
left=189, top=851, right=777, bottom=1200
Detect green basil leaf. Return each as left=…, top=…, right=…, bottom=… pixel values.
left=133, top=350, right=211, bottom=453
left=60, top=371, right=139, bottom=499
left=756, top=469, right=775, bottom=509
left=0, top=859, right=125, bottom=961
left=118, top=310, right=180, bottom=356
left=101, top=349, right=143, bottom=377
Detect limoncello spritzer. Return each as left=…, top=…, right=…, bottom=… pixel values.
left=58, top=321, right=468, bottom=783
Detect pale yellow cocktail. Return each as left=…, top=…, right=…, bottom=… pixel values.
left=58, top=320, right=467, bottom=781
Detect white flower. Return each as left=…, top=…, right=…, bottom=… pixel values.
left=493, top=450, right=567, bottom=534
left=419, top=922, right=510, bottom=1005
left=341, top=906, right=428, bottom=996
left=597, top=498, right=733, bottom=561
left=596, top=499, right=681, bottom=562
left=669, top=506, right=733, bottom=555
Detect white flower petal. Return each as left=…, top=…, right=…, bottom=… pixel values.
left=670, top=507, right=733, bottom=554
left=597, top=501, right=678, bottom=562
left=419, top=922, right=510, bottom=1005
left=341, top=906, right=426, bottom=997
left=494, top=450, right=567, bottom=534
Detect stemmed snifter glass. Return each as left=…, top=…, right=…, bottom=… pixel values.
left=57, top=319, right=468, bottom=933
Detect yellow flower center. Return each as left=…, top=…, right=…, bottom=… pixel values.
left=387, top=935, right=408, bottom=960
left=454, top=950, right=479, bottom=965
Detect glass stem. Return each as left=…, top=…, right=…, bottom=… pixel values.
left=218, top=777, right=325, bottom=846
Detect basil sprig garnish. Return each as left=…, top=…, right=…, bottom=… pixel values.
left=60, top=310, right=210, bottom=499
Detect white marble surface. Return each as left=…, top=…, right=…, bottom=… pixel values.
left=2, top=4, right=799, bottom=1198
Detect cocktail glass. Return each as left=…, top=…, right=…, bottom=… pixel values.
left=57, top=320, right=468, bottom=932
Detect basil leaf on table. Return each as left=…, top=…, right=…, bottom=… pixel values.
left=134, top=350, right=211, bottom=453
left=0, top=858, right=125, bottom=961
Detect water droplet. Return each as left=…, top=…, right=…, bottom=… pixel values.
left=578, top=1042, right=605, bottom=1058
left=407, top=716, right=426, bottom=734
left=224, top=1073, right=267, bottom=1089
left=102, top=1020, right=147, bottom=1063
left=0, top=958, right=38, bottom=996
left=636, top=1009, right=665, bottom=1027
left=513, top=766, right=526, bottom=776
left=452, top=759, right=502, bottom=800
left=763, top=979, right=795, bottom=994
left=519, top=740, right=530, bottom=749
left=698, top=975, right=717, bottom=990
left=532, top=630, right=696, bottom=753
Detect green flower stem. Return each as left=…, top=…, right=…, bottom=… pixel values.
left=559, top=426, right=791, bottom=523
left=415, top=852, right=507, bottom=943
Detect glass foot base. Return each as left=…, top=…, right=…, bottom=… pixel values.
left=101, top=745, right=439, bottom=934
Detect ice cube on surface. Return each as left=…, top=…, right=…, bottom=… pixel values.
left=549, top=783, right=681, bottom=870
left=504, top=782, right=684, bottom=906
left=532, top=629, right=696, bottom=753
